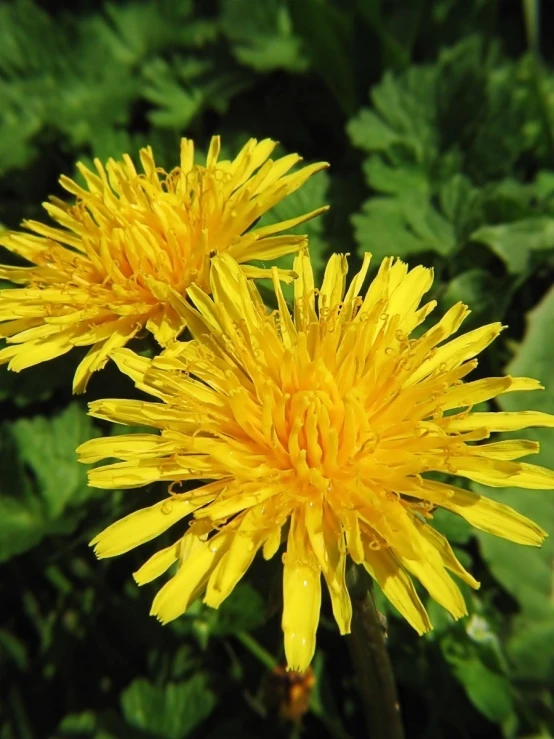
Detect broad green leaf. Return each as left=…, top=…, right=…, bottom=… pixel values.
left=0, top=404, right=98, bottom=561
left=440, top=269, right=506, bottom=327
left=347, top=110, right=402, bottom=153
left=221, top=0, right=306, bottom=73
left=471, top=218, right=554, bottom=274
left=143, top=56, right=250, bottom=129
left=10, top=403, right=98, bottom=518
left=534, top=170, right=554, bottom=200
left=143, top=58, right=205, bottom=129
left=121, top=676, right=215, bottom=739
left=449, top=653, right=514, bottom=723
left=508, top=616, right=554, bottom=682
left=347, top=65, right=437, bottom=167
left=352, top=195, right=456, bottom=260
left=441, top=635, right=514, bottom=723
left=92, top=0, right=214, bottom=67
left=362, top=156, right=429, bottom=197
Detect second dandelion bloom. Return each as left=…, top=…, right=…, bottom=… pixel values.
left=78, top=251, right=554, bottom=672
left=0, top=137, right=327, bottom=391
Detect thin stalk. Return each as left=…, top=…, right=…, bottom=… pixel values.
left=236, top=631, right=277, bottom=670
left=347, top=565, right=404, bottom=739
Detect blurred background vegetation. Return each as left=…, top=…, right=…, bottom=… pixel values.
left=1, top=0, right=554, bottom=737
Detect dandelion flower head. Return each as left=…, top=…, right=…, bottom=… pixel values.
left=78, top=251, right=554, bottom=671
left=0, top=137, right=327, bottom=392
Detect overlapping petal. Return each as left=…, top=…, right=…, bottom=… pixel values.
left=0, top=138, right=327, bottom=391
left=79, top=250, right=553, bottom=671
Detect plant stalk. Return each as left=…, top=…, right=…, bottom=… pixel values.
left=347, top=565, right=405, bottom=739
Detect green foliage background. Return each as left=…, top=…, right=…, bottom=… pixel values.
left=1, top=0, right=554, bottom=737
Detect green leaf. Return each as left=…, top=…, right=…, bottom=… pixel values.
left=446, top=648, right=514, bottom=723
left=352, top=194, right=456, bottom=260
left=440, top=269, right=506, bottom=327
left=347, top=65, right=437, bottom=167
left=348, top=39, right=541, bottom=265
left=143, top=56, right=249, bottom=129
left=347, top=110, right=403, bottom=154
left=142, top=58, right=205, bottom=129
left=362, top=156, right=429, bottom=197
left=91, top=0, right=215, bottom=68
left=121, top=676, right=216, bottom=739
left=221, top=0, right=306, bottom=73
left=10, top=403, right=98, bottom=518
left=471, top=218, right=554, bottom=274
left=0, top=404, right=98, bottom=561
left=508, top=616, right=554, bottom=682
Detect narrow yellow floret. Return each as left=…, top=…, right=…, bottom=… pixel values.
left=0, top=137, right=328, bottom=392
left=78, top=251, right=553, bottom=672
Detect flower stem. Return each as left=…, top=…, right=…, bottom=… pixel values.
left=236, top=631, right=277, bottom=670
left=346, top=565, right=404, bottom=739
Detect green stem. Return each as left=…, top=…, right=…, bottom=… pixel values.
left=347, top=566, right=405, bottom=739
left=236, top=631, right=277, bottom=670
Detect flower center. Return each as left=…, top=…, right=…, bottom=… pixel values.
left=284, top=386, right=377, bottom=491
left=34, top=163, right=240, bottom=311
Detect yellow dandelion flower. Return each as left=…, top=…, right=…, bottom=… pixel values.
left=77, top=251, right=554, bottom=672
left=0, top=137, right=327, bottom=392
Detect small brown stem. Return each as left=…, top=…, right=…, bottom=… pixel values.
left=346, top=565, right=404, bottom=739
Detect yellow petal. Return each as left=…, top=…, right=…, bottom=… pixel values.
left=77, top=433, right=173, bottom=464
left=263, top=524, right=283, bottom=560
left=361, top=542, right=431, bottom=635
left=418, top=524, right=479, bottom=589
left=341, top=509, right=364, bottom=564
left=470, top=439, right=539, bottom=460
left=90, top=496, right=207, bottom=558
left=151, top=526, right=234, bottom=624
left=446, top=410, right=554, bottom=433
left=282, top=509, right=322, bottom=672
left=305, top=502, right=351, bottom=635
left=411, top=479, right=547, bottom=546
left=441, top=377, right=512, bottom=410
left=293, top=250, right=317, bottom=329
left=194, top=485, right=277, bottom=521
left=133, top=540, right=181, bottom=585
left=341, top=252, right=372, bottom=321
left=271, top=266, right=296, bottom=348
left=453, top=456, right=554, bottom=489
left=410, top=322, right=502, bottom=385
left=394, top=518, right=467, bottom=620
left=87, top=455, right=214, bottom=489
left=5, top=330, right=74, bottom=371
left=204, top=508, right=266, bottom=608
left=318, top=254, right=348, bottom=312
